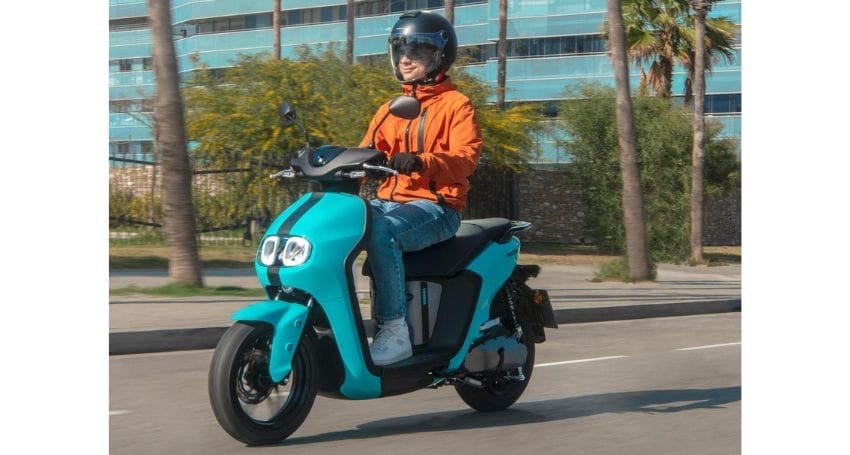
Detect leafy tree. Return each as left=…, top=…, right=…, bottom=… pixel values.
left=559, top=84, right=738, bottom=261
left=183, top=47, right=542, bottom=224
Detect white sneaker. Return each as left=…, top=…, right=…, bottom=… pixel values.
left=369, top=318, right=412, bottom=366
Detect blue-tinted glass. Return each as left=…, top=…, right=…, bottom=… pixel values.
left=564, top=36, right=576, bottom=53
left=256, top=13, right=271, bottom=28
left=288, top=10, right=301, bottom=26
left=731, top=93, right=741, bottom=113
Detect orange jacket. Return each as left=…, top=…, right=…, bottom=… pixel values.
left=359, top=78, right=482, bottom=212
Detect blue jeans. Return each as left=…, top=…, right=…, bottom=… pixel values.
left=367, top=199, right=461, bottom=322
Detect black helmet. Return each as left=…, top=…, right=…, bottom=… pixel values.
left=388, top=10, right=457, bottom=85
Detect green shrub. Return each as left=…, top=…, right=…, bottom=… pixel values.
left=559, top=84, right=740, bottom=262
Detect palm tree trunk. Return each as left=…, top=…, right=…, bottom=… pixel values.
left=273, top=0, right=281, bottom=60
left=346, top=0, right=354, bottom=64
left=607, top=0, right=651, bottom=280
left=444, top=0, right=455, bottom=24
left=148, top=0, right=203, bottom=286
left=689, top=0, right=708, bottom=263
left=661, top=55, right=674, bottom=97
left=497, top=0, right=507, bottom=109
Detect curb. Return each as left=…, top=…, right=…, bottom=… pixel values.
left=109, top=299, right=741, bottom=355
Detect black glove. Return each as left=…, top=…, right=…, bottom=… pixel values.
left=387, top=153, right=423, bottom=175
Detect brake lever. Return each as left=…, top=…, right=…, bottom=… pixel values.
left=270, top=168, right=297, bottom=179
left=362, top=163, right=398, bottom=176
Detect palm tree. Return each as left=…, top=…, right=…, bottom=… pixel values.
left=679, top=1, right=736, bottom=104
left=445, top=0, right=455, bottom=24
left=607, top=0, right=651, bottom=281
left=148, top=0, right=204, bottom=286
left=346, top=0, right=354, bottom=64
left=689, top=0, right=709, bottom=263
left=612, top=0, right=735, bottom=100
left=273, top=0, right=281, bottom=60
left=497, top=0, right=507, bottom=109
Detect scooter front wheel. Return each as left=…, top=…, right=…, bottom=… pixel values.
left=208, top=321, right=317, bottom=445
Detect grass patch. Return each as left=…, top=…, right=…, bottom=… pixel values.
left=111, top=243, right=739, bottom=270
left=519, top=242, right=618, bottom=266
left=520, top=242, right=600, bottom=255
left=110, top=245, right=257, bottom=269
left=703, top=245, right=741, bottom=265
left=110, top=283, right=265, bottom=298
left=591, top=256, right=657, bottom=283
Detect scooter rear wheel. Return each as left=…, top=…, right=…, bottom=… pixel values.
left=454, top=311, right=536, bottom=412
left=208, top=321, right=317, bottom=445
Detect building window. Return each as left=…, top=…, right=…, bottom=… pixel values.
left=115, top=142, right=131, bottom=158
left=109, top=17, right=148, bottom=32
left=287, top=10, right=301, bottom=26
left=705, top=93, right=741, bottom=114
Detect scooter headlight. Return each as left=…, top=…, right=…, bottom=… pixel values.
left=280, top=236, right=312, bottom=267
left=259, top=236, right=281, bottom=266
left=258, top=235, right=312, bottom=267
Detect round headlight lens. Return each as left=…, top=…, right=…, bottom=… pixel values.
left=280, top=237, right=312, bottom=267
left=259, top=236, right=281, bottom=266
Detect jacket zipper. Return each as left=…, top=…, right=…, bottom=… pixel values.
left=417, top=108, right=444, bottom=206
left=392, top=118, right=416, bottom=202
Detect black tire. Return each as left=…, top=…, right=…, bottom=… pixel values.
left=208, top=321, right=318, bottom=445
left=455, top=291, right=536, bottom=412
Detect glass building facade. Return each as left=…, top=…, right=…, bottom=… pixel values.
left=109, top=0, right=741, bottom=164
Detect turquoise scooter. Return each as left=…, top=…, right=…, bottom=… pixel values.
left=208, top=96, right=558, bottom=445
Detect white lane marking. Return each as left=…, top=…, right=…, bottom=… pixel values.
left=535, top=355, right=628, bottom=368
left=675, top=342, right=741, bottom=351
left=110, top=410, right=131, bottom=416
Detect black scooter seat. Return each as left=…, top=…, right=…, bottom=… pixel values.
left=403, top=217, right=512, bottom=278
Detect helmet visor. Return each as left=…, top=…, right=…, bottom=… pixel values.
left=389, top=32, right=446, bottom=81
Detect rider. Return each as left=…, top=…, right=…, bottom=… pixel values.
left=360, top=10, right=483, bottom=366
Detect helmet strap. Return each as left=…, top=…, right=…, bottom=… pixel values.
left=416, top=69, right=447, bottom=86
left=432, top=69, right=447, bottom=84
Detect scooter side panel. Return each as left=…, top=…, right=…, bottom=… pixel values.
left=254, top=192, right=382, bottom=399
left=446, top=236, right=520, bottom=371
left=231, top=300, right=308, bottom=383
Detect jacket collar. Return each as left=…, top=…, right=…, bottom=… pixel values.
left=401, top=77, right=457, bottom=102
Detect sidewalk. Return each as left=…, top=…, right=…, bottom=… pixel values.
left=109, top=263, right=741, bottom=355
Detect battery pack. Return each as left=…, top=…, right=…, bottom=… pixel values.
left=404, top=281, right=442, bottom=345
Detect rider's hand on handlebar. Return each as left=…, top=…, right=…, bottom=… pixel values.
left=388, top=153, right=423, bottom=175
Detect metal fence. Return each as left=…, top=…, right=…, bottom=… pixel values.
left=109, top=157, right=516, bottom=246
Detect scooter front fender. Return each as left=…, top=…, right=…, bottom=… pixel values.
left=231, top=300, right=308, bottom=383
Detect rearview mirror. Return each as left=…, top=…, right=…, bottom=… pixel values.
left=278, top=102, right=296, bottom=126
left=388, top=96, right=421, bottom=120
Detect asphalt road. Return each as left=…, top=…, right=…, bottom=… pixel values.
left=110, top=313, right=741, bottom=454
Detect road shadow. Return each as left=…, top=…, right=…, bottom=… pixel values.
left=279, top=386, right=740, bottom=446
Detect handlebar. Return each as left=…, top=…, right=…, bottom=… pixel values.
left=269, top=161, right=397, bottom=181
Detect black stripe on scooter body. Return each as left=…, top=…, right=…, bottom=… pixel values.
left=266, top=192, right=325, bottom=286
